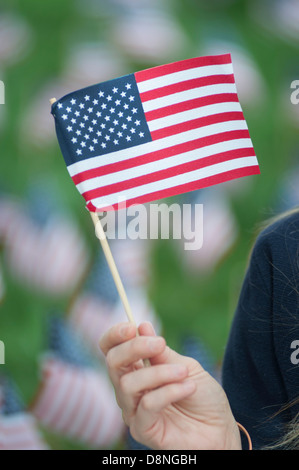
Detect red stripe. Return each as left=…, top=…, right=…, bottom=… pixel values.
left=151, top=111, right=245, bottom=141
left=31, top=360, right=61, bottom=418
left=72, top=129, right=251, bottom=185
left=144, top=93, right=239, bottom=122
left=135, top=54, right=232, bottom=83
left=139, top=74, right=235, bottom=103
left=87, top=166, right=260, bottom=212
left=82, top=148, right=256, bottom=201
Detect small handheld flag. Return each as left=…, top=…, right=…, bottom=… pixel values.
left=50, top=54, right=259, bottom=332
left=51, top=54, right=259, bottom=212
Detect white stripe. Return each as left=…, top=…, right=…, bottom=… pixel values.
left=68, top=120, right=248, bottom=177
left=53, top=370, right=84, bottom=432
left=91, top=376, right=119, bottom=446
left=88, top=156, right=259, bottom=208
left=141, top=83, right=237, bottom=113
left=147, top=101, right=242, bottom=132
left=137, top=63, right=234, bottom=93
left=33, top=362, right=61, bottom=418
left=67, top=375, right=91, bottom=438
left=0, top=414, right=41, bottom=447
left=41, top=366, right=74, bottom=426
left=77, top=138, right=253, bottom=193
left=79, top=375, right=102, bottom=443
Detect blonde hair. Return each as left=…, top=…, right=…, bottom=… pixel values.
left=256, top=205, right=299, bottom=237
left=276, top=412, right=299, bottom=450
left=266, top=402, right=299, bottom=450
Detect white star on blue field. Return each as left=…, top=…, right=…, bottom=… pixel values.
left=52, top=74, right=152, bottom=166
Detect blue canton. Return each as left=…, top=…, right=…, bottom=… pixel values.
left=52, top=74, right=152, bottom=166
left=0, top=377, right=24, bottom=415
left=48, top=315, right=97, bottom=369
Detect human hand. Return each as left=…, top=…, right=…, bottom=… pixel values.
left=99, top=321, right=241, bottom=450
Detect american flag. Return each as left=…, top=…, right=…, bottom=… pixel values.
left=109, top=238, right=150, bottom=288
left=67, top=242, right=154, bottom=353
left=0, top=377, right=48, bottom=450
left=180, top=187, right=238, bottom=273
left=69, top=288, right=161, bottom=353
left=0, top=197, right=21, bottom=244
left=52, top=54, right=259, bottom=212
left=69, top=293, right=117, bottom=352
left=32, top=357, right=124, bottom=448
left=2, top=204, right=89, bottom=295
left=47, top=315, right=98, bottom=368
left=83, top=252, right=120, bottom=304
left=31, top=316, right=124, bottom=448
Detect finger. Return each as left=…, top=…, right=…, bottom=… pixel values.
left=134, top=380, right=196, bottom=435
left=138, top=323, right=203, bottom=371
left=99, top=322, right=137, bottom=356
left=106, top=335, right=166, bottom=373
left=138, top=322, right=157, bottom=337
left=119, top=363, right=188, bottom=415
left=137, top=322, right=189, bottom=366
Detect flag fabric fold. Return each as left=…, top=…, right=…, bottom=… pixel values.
left=52, top=54, right=259, bottom=212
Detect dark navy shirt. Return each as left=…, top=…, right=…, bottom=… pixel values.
left=222, top=211, right=299, bottom=449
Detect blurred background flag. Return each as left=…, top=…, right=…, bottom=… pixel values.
left=52, top=54, right=259, bottom=212
left=31, top=316, right=124, bottom=448
left=0, top=377, right=48, bottom=450
left=0, top=195, right=89, bottom=296
left=32, top=357, right=124, bottom=448
left=68, top=249, right=160, bottom=353
left=179, top=187, right=238, bottom=274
